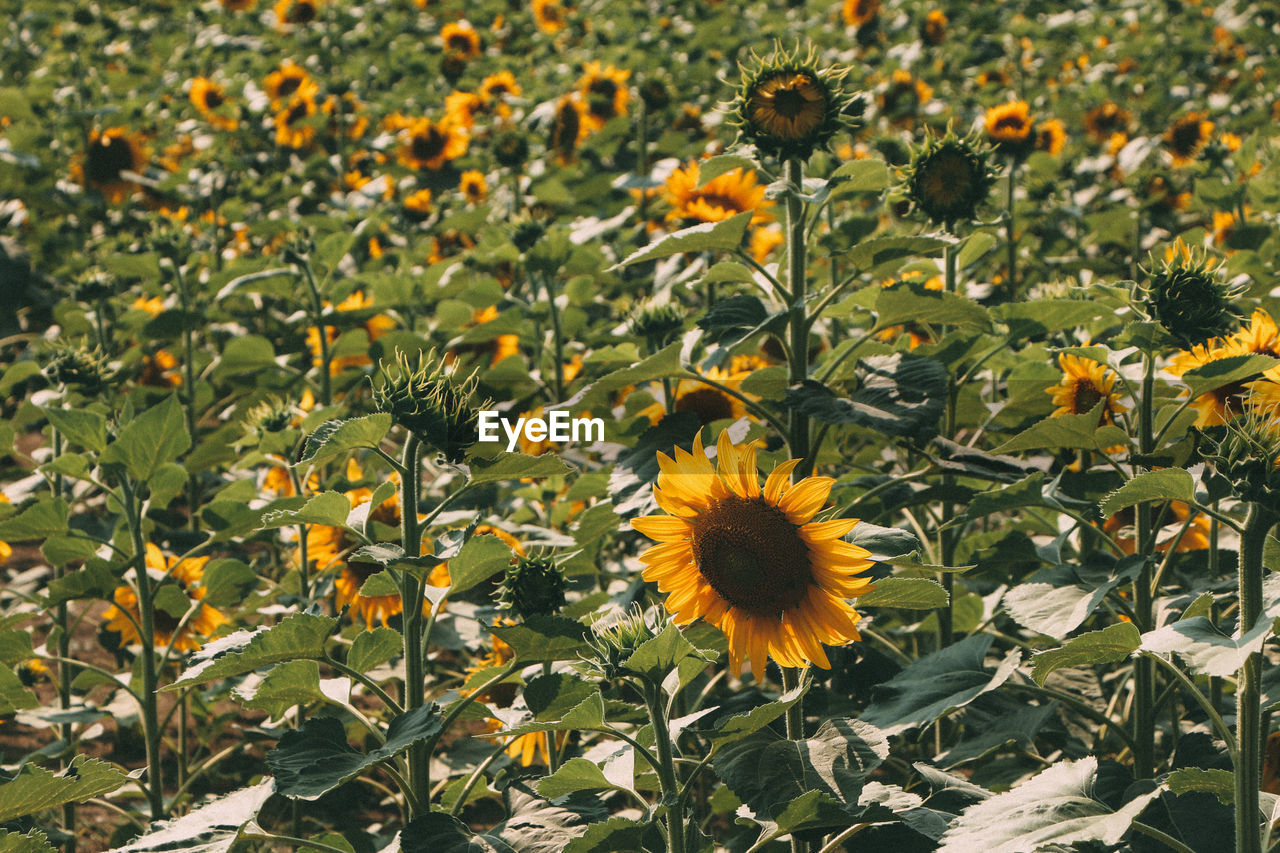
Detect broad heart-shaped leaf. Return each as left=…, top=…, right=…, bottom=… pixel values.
left=837, top=235, right=950, bottom=271
left=347, top=627, right=401, bottom=673
left=934, top=704, right=1058, bottom=769
left=857, top=577, right=948, bottom=609
left=860, top=635, right=1022, bottom=736
left=445, top=533, right=516, bottom=594
left=563, top=817, right=659, bottom=853
left=1140, top=615, right=1272, bottom=678
left=960, top=473, right=1053, bottom=523
left=495, top=673, right=605, bottom=736
left=701, top=683, right=808, bottom=748
left=167, top=613, right=338, bottom=690
left=41, top=407, right=107, bottom=452
left=1099, top=468, right=1196, bottom=517
left=713, top=718, right=888, bottom=818
left=993, top=299, right=1113, bottom=341
left=1002, top=556, right=1143, bottom=640
left=936, top=756, right=1162, bottom=853
left=232, top=660, right=346, bottom=718
left=108, top=780, right=274, bottom=853
left=402, top=799, right=589, bottom=853
left=0, top=498, right=68, bottom=541
left=874, top=285, right=992, bottom=332
left=0, top=830, right=54, bottom=853
left=612, top=210, right=753, bottom=268
left=100, top=395, right=190, bottom=482
left=464, top=452, right=573, bottom=485
left=562, top=342, right=683, bottom=413
left=1032, top=622, right=1142, bottom=686
left=1167, top=767, right=1234, bottom=805
left=296, top=414, right=392, bottom=467
left=994, top=402, right=1111, bottom=453
left=829, top=157, right=890, bottom=193
left=269, top=704, right=443, bottom=800
left=1181, top=353, right=1279, bottom=399
left=536, top=757, right=618, bottom=800
left=696, top=294, right=785, bottom=346
left=490, top=616, right=590, bottom=663
left=0, top=756, right=127, bottom=822
left=258, top=491, right=352, bottom=530
left=784, top=353, right=947, bottom=439
left=695, top=154, right=759, bottom=187
left=619, top=621, right=703, bottom=683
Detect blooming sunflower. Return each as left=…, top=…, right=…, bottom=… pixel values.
left=920, top=9, right=947, bottom=44
left=404, top=188, right=433, bottom=218
left=577, top=62, right=630, bottom=131
left=305, top=289, right=396, bottom=375
left=76, top=127, right=147, bottom=203
left=1036, top=119, right=1067, bottom=156
left=548, top=95, right=587, bottom=164
left=638, top=366, right=754, bottom=427
left=631, top=432, right=874, bottom=677
left=842, top=0, right=880, bottom=28
left=273, top=0, right=318, bottom=31
left=398, top=117, right=468, bottom=171
left=480, top=71, right=521, bottom=103
left=1165, top=112, right=1214, bottom=167
left=441, top=20, right=482, bottom=59
left=1046, top=354, right=1127, bottom=422
left=984, top=100, right=1034, bottom=156
left=1084, top=102, right=1130, bottom=142
left=1167, top=338, right=1257, bottom=427
left=189, top=77, right=237, bottom=131
left=531, top=0, right=567, bottom=34
left=265, top=61, right=312, bottom=108
left=662, top=161, right=773, bottom=227
left=274, top=91, right=318, bottom=149
left=103, top=545, right=229, bottom=653
left=737, top=58, right=847, bottom=161
left=460, top=170, right=488, bottom=203
left=1103, top=502, right=1211, bottom=556
left=445, top=90, right=483, bottom=130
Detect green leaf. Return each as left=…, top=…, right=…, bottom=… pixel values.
left=296, top=415, right=392, bottom=468
left=838, top=236, right=950, bottom=271
left=466, top=452, right=574, bottom=485
left=695, top=154, right=757, bottom=187
left=954, top=232, right=998, bottom=269
left=713, top=718, right=888, bottom=818
left=269, top=704, right=444, bottom=800
left=857, top=577, right=949, bottom=609
left=704, top=683, right=807, bottom=748
left=995, top=403, right=1111, bottom=453
left=0, top=756, right=127, bottom=822
left=829, top=158, right=890, bottom=193
left=402, top=797, right=589, bottom=853
left=443, top=533, right=513, bottom=594
left=861, top=635, right=1021, bottom=736
left=233, top=660, right=342, bottom=718
left=935, top=705, right=1058, bottom=769
left=0, top=830, right=55, bottom=853
left=612, top=210, right=753, bottom=268
left=562, top=342, right=683, bottom=413
left=0, top=630, right=34, bottom=667
left=536, top=757, right=616, bottom=799
left=42, top=408, right=106, bottom=452
left=936, top=757, right=1163, bottom=853
left=1167, top=767, right=1234, bottom=805
left=960, top=473, right=1050, bottom=522
left=875, top=286, right=992, bottom=332
left=1181, top=354, right=1279, bottom=399
left=259, top=491, right=352, bottom=530
left=1140, top=615, right=1271, bottom=678
left=45, top=560, right=118, bottom=606
left=101, top=395, right=190, bottom=482
left=695, top=294, right=782, bottom=346
left=619, top=622, right=703, bottom=682
left=1002, top=558, right=1141, bottom=640
left=347, top=627, right=402, bottom=673
left=0, top=667, right=36, bottom=714
left=168, top=613, right=338, bottom=689
left=200, top=560, right=259, bottom=609
left=563, top=817, right=656, bottom=853
left=783, top=354, right=948, bottom=439
left=112, top=780, right=274, bottom=853
left=1099, top=468, right=1195, bottom=517
left=147, top=462, right=188, bottom=508
left=490, top=616, right=590, bottom=663
left=1032, top=623, right=1142, bottom=686
left=217, top=335, right=279, bottom=376
left=496, top=673, right=604, bottom=736
left=0, top=499, right=68, bottom=541
left=848, top=522, right=921, bottom=557
left=994, top=300, right=1114, bottom=340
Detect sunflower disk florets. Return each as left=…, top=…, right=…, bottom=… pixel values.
left=732, top=45, right=855, bottom=162
left=902, top=126, right=997, bottom=229
left=1145, top=237, right=1240, bottom=349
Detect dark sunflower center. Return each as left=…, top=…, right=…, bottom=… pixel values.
left=277, top=75, right=303, bottom=98
left=553, top=105, right=580, bottom=149
left=919, top=150, right=973, bottom=207
left=448, top=34, right=474, bottom=52
left=690, top=495, right=813, bottom=617
left=203, top=88, right=224, bottom=109
left=771, top=84, right=811, bottom=119
left=286, top=99, right=309, bottom=123
left=412, top=128, right=446, bottom=161
left=993, top=114, right=1027, bottom=134
left=346, top=560, right=380, bottom=584
left=289, top=0, right=316, bottom=23
left=675, top=387, right=736, bottom=425
left=1211, top=380, right=1250, bottom=417
left=1170, top=119, right=1204, bottom=155
left=85, top=135, right=135, bottom=183
left=1072, top=379, right=1104, bottom=415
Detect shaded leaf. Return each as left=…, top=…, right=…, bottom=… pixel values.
left=1032, top=622, right=1142, bottom=686
left=169, top=613, right=338, bottom=689
left=783, top=354, right=947, bottom=439
left=101, top=395, right=190, bottom=482
left=857, top=577, right=948, bottom=609
left=1167, top=768, right=1233, bottom=805
left=613, top=211, right=753, bottom=268
left=1099, top=469, right=1195, bottom=517
left=491, top=616, right=591, bottom=663
left=0, top=756, right=127, bottom=822
left=1140, top=616, right=1271, bottom=678
left=467, top=452, right=574, bottom=485
left=297, top=415, right=392, bottom=468
left=109, top=780, right=274, bottom=853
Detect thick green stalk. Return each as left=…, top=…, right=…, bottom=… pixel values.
left=1004, top=158, right=1017, bottom=297
left=298, top=257, right=333, bottom=406
left=543, top=272, right=565, bottom=402
left=785, top=158, right=810, bottom=473
left=1236, top=503, right=1275, bottom=853
left=1133, top=352, right=1156, bottom=780
left=398, top=437, right=428, bottom=815
left=51, top=429, right=76, bottom=853
left=780, top=666, right=807, bottom=853
left=938, top=241, right=959, bottom=649
left=644, top=682, right=686, bottom=853
left=122, top=479, right=164, bottom=821
left=170, top=262, right=201, bottom=534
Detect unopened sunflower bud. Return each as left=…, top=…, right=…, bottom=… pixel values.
left=372, top=349, right=483, bottom=463
left=243, top=397, right=294, bottom=434
left=493, top=129, right=530, bottom=170
left=42, top=342, right=113, bottom=395
left=585, top=606, right=660, bottom=678
left=495, top=551, right=567, bottom=620
left=630, top=301, right=684, bottom=349
left=903, top=127, right=996, bottom=229
left=732, top=45, right=855, bottom=162
left=1146, top=237, right=1240, bottom=348
left=509, top=217, right=545, bottom=254
left=1202, top=409, right=1280, bottom=510
left=73, top=269, right=116, bottom=303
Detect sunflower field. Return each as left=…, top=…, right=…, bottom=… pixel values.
left=9, top=1, right=1280, bottom=852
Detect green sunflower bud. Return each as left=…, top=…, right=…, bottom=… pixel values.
left=1201, top=410, right=1280, bottom=510
left=372, top=348, right=484, bottom=463
left=630, top=300, right=685, bottom=350
left=72, top=269, right=116, bottom=303
left=243, top=397, right=295, bottom=434
left=509, top=216, right=546, bottom=254
left=585, top=606, right=660, bottom=679
left=493, top=129, right=529, bottom=170
left=1145, top=238, right=1240, bottom=348
left=495, top=551, right=567, bottom=620
left=732, top=45, right=855, bottom=162
left=903, top=127, right=997, bottom=229
left=42, top=342, right=113, bottom=395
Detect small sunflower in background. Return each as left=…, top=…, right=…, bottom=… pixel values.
left=1035, top=119, right=1066, bottom=156
left=403, top=188, right=433, bottom=219
left=274, top=90, right=319, bottom=149
left=920, top=9, right=946, bottom=44
left=662, top=161, right=774, bottom=227
left=480, top=71, right=521, bottom=104
left=305, top=289, right=395, bottom=375
left=1084, top=102, right=1131, bottom=143
left=264, top=60, right=312, bottom=108
left=631, top=431, right=874, bottom=678
left=74, top=127, right=148, bottom=203
left=460, top=169, right=488, bottom=203
left=903, top=128, right=996, bottom=229
left=842, top=0, right=880, bottom=29
left=103, top=545, right=229, bottom=653
left=1165, top=111, right=1214, bottom=166
left=1046, top=354, right=1127, bottom=422
left=733, top=45, right=853, bottom=162
left=273, top=0, right=319, bottom=31
left=189, top=77, right=237, bottom=131
left=577, top=62, right=630, bottom=131
left=397, top=117, right=468, bottom=171
left=531, top=0, right=568, bottom=34
left=984, top=100, right=1034, bottom=158
left=441, top=20, right=482, bottom=60
left=445, top=90, right=483, bottom=131
left=548, top=95, right=587, bottom=164
left=220, top=0, right=256, bottom=9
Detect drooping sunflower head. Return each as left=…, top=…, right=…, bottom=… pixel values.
left=79, top=127, right=147, bottom=202
left=577, top=61, right=631, bottom=131
left=1046, top=353, right=1127, bottom=423
left=372, top=348, right=486, bottom=463
left=902, top=127, right=996, bottom=229
left=549, top=94, right=587, bottom=163
left=662, top=160, right=774, bottom=227
left=495, top=551, right=568, bottom=620
left=493, top=129, right=530, bottom=169
left=733, top=45, right=853, bottom=162
left=984, top=100, right=1035, bottom=158
left=1145, top=237, right=1239, bottom=348
left=1165, top=111, right=1214, bottom=167
left=630, top=300, right=685, bottom=350
left=631, top=431, right=873, bottom=677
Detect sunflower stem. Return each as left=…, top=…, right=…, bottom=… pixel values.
left=297, top=253, right=333, bottom=407
left=122, top=477, right=165, bottom=821
left=644, top=681, right=687, bottom=853
left=398, top=435, right=429, bottom=817
left=50, top=427, right=77, bottom=853
left=938, top=240, right=959, bottom=650
left=1133, top=351, right=1156, bottom=780
left=1237, top=503, right=1276, bottom=853
left=785, top=158, right=810, bottom=475
left=780, top=666, right=808, bottom=853
left=1004, top=156, right=1018, bottom=297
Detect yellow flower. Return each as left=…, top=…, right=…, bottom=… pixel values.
left=1104, top=502, right=1211, bottom=556
left=1084, top=103, right=1130, bottom=142
left=1165, top=111, right=1214, bottom=167
left=75, top=127, right=147, bottom=203
left=984, top=100, right=1033, bottom=151
left=460, top=169, right=488, bottom=203
left=305, top=290, right=395, bottom=375
left=1035, top=119, right=1067, bottom=156
left=274, top=90, right=319, bottom=149
left=1168, top=338, right=1257, bottom=427
left=273, top=0, right=318, bottom=31
left=398, top=117, right=468, bottom=171
left=920, top=9, right=947, bottom=44
left=1046, top=354, right=1127, bottom=421
left=441, top=20, right=481, bottom=59
left=662, top=161, right=773, bottom=228
left=479, top=71, right=521, bottom=103
left=577, top=62, right=630, bottom=132
left=631, top=432, right=874, bottom=677
left=842, top=0, right=880, bottom=27
left=265, top=61, right=312, bottom=108
left=189, top=77, right=238, bottom=131
left=745, top=71, right=829, bottom=145
left=103, top=545, right=229, bottom=653
left=140, top=349, right=182, bottom=388
left=221, top=0, right=256, bottom=9
left=531, top=0, right=567, bottom=34
left=444, top=90, right=483, bottom=131
left=404, top=188, right=434, bottom=218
